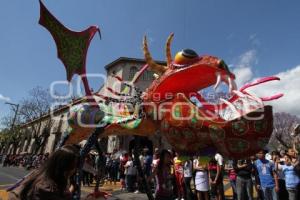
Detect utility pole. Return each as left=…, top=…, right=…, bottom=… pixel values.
left=5, top=102, right=20, bottom=154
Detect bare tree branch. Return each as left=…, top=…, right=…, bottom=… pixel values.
left=270, top=112, right=300, bottom=150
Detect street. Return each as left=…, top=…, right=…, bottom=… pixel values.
left=0, top=166, right=148, bottom=200
left=0, top=166, right=238, bottom=200
left=0, top=166, right=28, bottom=190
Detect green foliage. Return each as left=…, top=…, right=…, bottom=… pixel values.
left=0, top=126, right=21, bottom=145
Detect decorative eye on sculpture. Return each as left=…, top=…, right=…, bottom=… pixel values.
left=173, top=49, right=199, bottom=67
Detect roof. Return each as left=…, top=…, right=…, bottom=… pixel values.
left=104, top=57, right=166, bottom=70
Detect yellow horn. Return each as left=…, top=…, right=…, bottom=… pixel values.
left=143, top=36, right=167, bottom=76
left=166, top=33, right=174, bottom=67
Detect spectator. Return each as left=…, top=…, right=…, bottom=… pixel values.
left=276, top=154, right=299, bottom=200
left=124, top=155, right=137, bottom=192
left=170, top=149, right=178, bottom=199
left=95, top=151, right=106, bottom=186
left=105, top=153, right=112, bottom=181
left=109, top=153, right=119, bottom=185
left=135, top=148, right=153, bottom=194
left=287, top=149, right=297, bottom=163
left=194, top=156, right=209, bottom=200
left=152, top=149, right=174, bottom=200
left=250, top=155, right=264, bottom=200
left=173, top=153, right=185, bottom=200
left=82, top=154, right=93, bottom=186
left=139, top=149, right=146, bottom=171
left=152, top=148, right=160, bottom=191
left=225, top=160, right=237, bottom=200
left=287, top=148, right=300, bottom=178
left=144, top=149, right=153, bottom=178
left=214, top=152, right=225, bottom=200
left=208, top=157, right=223, bottom=200
left=183, top=157, right=193, bottom=200
left=152, top=148, right=160, bottom=170
left=119, top=152, right=128, bottom=191
left=254, top=150, right=279, bottom=200
left=9, top=144, right=80, bottom=200
left=272, top=151, right=288, bottom=200
left=233, top=158, right=254, bottom=200
left=2, top=154, right=7, bottom=166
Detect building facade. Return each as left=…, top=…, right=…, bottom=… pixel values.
left=3, top=57, right=171, bottom=155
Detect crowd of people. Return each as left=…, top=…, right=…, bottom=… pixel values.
left=2, top=147, right=300, bottom=200
left=225, top=149, right=300, bottom=200
left=1, top=153, right=49, bottom=169
left=99, top=148, right=300, bottom=200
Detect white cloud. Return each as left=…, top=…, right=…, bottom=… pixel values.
left=248, top=65, right=300, bottom=117
left=231, top=49, right=300, bottom=117
left=234, top=67, right=253, bottom=87
left=237, top=49, right=257, bottom=68
left=0, top=94, right=11, bottom=102
left=232, top=50, right=257, bottom=87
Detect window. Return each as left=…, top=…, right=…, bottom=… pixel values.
left=148, top=70, right=154, bottom=80
left=129, top=66, right=138, bottom=80
left=142, top=70, right=154, bottom=81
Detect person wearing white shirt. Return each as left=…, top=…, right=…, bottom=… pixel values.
left=215, top=153, right=224, bottom=166
left=124, top=155, right=137, bottom=192
left=214, top=153, right=225, bottom=200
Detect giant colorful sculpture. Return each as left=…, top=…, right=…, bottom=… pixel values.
left=38, top=0, right=283, bottom=199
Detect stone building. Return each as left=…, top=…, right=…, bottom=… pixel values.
left=100, top=57, right=170, bottom=153
left=4, top=57, right=171, bottom=155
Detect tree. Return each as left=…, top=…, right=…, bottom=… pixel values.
left=0, top=129, right=10, bottom=154
left=269, top=112, right=300, bottom=151
left=0, top=109, right=22, bottom=154
left=17, top=86, right=56, bottom=154
left=0, top=128, right=22, bottom=154
left=1, top=86, right=71, bottom=154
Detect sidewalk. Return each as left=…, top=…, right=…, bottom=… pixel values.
left=81, top=179, right=241, bottom=200
left=81, top=181, right=150, bottom=200
left=0, top=182, right=146, bottom=200
left=1, top=179, right=253, bottom=200
left=81, top=181, right=122, bottom=197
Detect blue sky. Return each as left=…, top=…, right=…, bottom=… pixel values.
left=1, top=0, right=300, bottom=119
